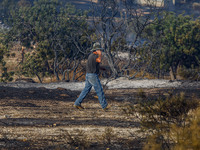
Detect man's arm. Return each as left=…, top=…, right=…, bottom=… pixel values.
left=94, top=50, right=102, bottom=63
left=100, top=66, right=107, bottom=71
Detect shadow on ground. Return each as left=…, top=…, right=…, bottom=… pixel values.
left=0, top=86, right=78, bottom=101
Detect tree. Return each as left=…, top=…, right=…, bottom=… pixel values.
left=0, top=0, right=19, bottom=24
left=90, top=0, right=167, bottom=79
left=0, top=27, right=14, bottom=82
left=144, top=12, right=200, bottom=80
left=6, top=0, right=92, bottom=82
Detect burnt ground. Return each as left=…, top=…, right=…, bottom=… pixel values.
left=0, top=86, right=200, bottom=150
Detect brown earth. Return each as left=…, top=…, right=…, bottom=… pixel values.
left=0, top=86, right=200, bottom=150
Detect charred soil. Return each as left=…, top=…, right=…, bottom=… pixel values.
left=0, top=86, right=200, bottom=149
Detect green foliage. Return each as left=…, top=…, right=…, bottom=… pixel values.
left=0, top=44, right=14, bottom=82
left=140, top=93, right=199, bottom=149
left=139, top=92, right=199, bottom=128
left=122, top=91, right=199, bottom=149
left=0, top=25, right=14, bottom=82
left=177, top=65, right=200, bottom=81
left=21, top=50, right=49, bottom=83
left=0, top=0, right=19, bottom=24
left=143, top=106, right=200, bottom=150
left=4, top=0, right=92, bottom=81
left=111, top=37, right=127, bottom=52
left=144, top=12, right=200, bottom=79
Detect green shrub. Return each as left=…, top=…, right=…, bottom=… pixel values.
left=143, top=106, right=200, bottom=150
left=0, top=45, right=14, bottom=82
left=122, top=92, right=199, bottom=149
left=178, top=66, right=200, bottom=81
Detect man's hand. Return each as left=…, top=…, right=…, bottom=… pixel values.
left=94, top=50, right=102, bottom=63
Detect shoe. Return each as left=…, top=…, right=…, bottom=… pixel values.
left=74, top=105, right=84, bottom=110
left=103, top=105, right=111, bottom=111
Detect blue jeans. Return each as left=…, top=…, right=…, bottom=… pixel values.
left=74, top=73, right=107, bottom=109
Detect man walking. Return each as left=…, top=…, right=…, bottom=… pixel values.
left=74, top=42, right=108, bottom=110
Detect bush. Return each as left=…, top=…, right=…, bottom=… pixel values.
left=122, top=92, right=199, bottom=149
left=177, top=66, right=200, bottom=81
left=0, top=45, right=14, bottom=82
left=60, top=129, right=90, bottom=150
left=143, top=106, right=200, bottom=150
left=172, top=107, right=200, bottom=150
left=100, top=127, right=116, bottom=145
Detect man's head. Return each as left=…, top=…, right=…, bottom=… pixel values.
left=91, top=42, right=103, bottom=52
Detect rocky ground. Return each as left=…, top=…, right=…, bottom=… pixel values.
left=0, top=80, right=200, bottom=149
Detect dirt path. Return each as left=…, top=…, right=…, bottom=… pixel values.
left=0, top=86, right=200, bottom=149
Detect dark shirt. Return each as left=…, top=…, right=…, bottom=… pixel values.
left=86, top=53, right=100, bottom=74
